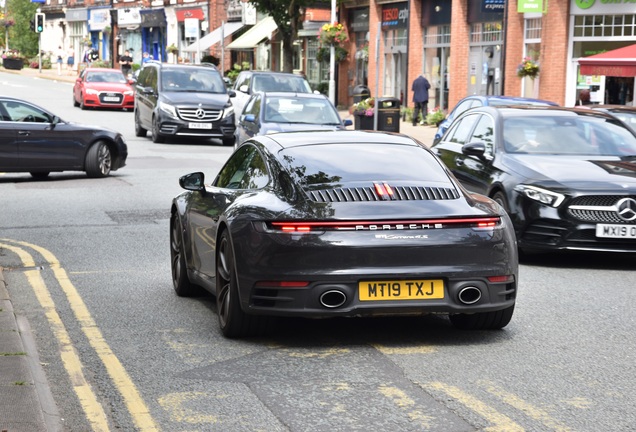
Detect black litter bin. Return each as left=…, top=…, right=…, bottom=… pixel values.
left=352, top=85, right=371, bottom=104
left=377, top=97, right=400, bottom=133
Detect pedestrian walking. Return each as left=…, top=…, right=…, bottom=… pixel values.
left=119, top=50, right=133, bottom=78
left=411, top=73, right=431, bottom=126
left=56, top=46, right=65, bottom=75
left=67, top=48, right=75, bottom=75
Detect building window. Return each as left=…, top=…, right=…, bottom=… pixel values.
left=424, top=25, right=450, bottom=45
left=471, top=22, right=503, bottom=44
left=574, top=14, right=636, bottom=38
left=525, top=18, right=541, bottom=40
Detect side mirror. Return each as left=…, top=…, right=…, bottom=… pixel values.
left=244, top=114, right=256, bottom=123
left=179, top=172, right=206, bottom=192
left=462, top=142, right=487, bottom=157
left=239, top=84, right=248, bottom=93
left=228, top=90, right=236, bottom=98
left=343, top=119, right=353, bottom=127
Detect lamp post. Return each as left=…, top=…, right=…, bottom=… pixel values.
left=328, top=0, right=336, bottom=105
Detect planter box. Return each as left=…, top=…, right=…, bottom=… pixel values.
left=354, top=114, right=374, bottom=131
left=2, top=58, right=24, bottom=70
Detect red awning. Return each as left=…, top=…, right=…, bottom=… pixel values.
left=176, top=8, right=204, bottom=22
left=578, top=44, right=636, bottom=77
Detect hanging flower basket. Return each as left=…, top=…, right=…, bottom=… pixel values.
left=318, top=22, right=349, bottom=47
left=167, top=44, right=179, bottom=55
left=517, top=57, right=539, bottom=79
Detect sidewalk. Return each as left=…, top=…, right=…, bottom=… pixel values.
left=1, top=66, right=439, bottom=146
left=0, top=269, right=61, bottom=431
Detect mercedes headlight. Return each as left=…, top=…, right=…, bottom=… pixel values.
left=514, top=185, right=565, bottom=207
left=222, top=105, right=235, bottom=119
left=159, top=101, right=178, bottom=118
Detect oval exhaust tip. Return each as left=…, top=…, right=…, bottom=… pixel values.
left=320, top=290, right=347, bottom=308
left=458, top=286, right=482, bottom=305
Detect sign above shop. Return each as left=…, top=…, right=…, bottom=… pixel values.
left=578, top=44, right=636, bottom=77
left=518, top=0, right=545, bottom=13
left=381, top=2, right=408, bottom=30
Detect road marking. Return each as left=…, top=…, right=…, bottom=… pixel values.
left=158, top=392, right=218, bottom=424
left=423, top=381, right=524, bottom=432
left=1, top=239, right=159, bottom=431
left=480, top=380, right=573, bottom=432
left=372, top=344, right=437, bottom=354
left=378, top=385, right=434, bottom=428
left=0, top=242, right=110, bottom=432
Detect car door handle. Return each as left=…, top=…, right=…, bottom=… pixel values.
left=18, top=131, right=31, bottom=136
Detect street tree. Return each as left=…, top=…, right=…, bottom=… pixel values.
left=6, top=0, right=38, bottom=56
left=249, top=0, right=329, bottom=73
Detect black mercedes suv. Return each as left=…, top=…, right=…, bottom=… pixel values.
left=134, top=62, right=236, bottom=145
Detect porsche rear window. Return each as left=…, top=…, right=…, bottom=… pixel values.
left=279, top=143, right=451, bottom=186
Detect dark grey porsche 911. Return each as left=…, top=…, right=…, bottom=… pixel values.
left=170, top=131, right=518, bottom=338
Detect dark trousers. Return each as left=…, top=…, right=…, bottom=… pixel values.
left=413, top=101, right=428, bottom=125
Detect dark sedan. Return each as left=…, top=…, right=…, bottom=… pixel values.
left=433, top=95, right=558, bottom=145
left=171, top=130, right=518, bottom=338
left=235, top=92, right=352, bottom=146
left=72, top=67, right=135, bottom=111
left=0, top=96, right=128, bottom=178
left=431, top=105, right=636, bottom=253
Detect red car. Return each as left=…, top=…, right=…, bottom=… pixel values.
left=73, top=68, right=135, bottom=110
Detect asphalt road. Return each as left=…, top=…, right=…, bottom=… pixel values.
left=1, top=71, right=636, bottom=431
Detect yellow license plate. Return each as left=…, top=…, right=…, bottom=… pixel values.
left=358, top=280, right=445, bottom=301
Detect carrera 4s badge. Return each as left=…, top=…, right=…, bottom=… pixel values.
left=375, top=234, right=429, bottom=239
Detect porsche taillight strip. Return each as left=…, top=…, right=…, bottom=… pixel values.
left=268, top=217, right=501, bottom=232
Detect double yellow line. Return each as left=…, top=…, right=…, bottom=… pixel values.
left=0, top=239, right=158, bottom=431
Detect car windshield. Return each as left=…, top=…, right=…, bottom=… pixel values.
left=608, top=110, right=636, bottom=129
left=264, top=96, right=341, bottom=124
left=86, top=71, right=127, bottom=83
left=161, top=68, right=226, bottom=93
left=280, top=143, right=450, bottom=187
left=503, top=115, right=636, bottom=156
left=252, top=75, right=312, bottom=93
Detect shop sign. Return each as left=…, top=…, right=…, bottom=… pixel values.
left=482, top=0, right=505, bottom=12
left=88, top=8, right=110, bottom=32
left=176, top=8, right=204, bottom=22
left=350, top=8, right=370, bottom=32
left=571, top=0, right=636, bottom=15
left=381, top=2, right=408, bottom=30
left=184, top=18, right=199, bottom=38
left=118, top=8, right=141, bottom=27
left=518, top=0, right=545, bottom=13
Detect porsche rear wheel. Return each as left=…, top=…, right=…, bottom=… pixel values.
left=170, top=213, right=198, bottom=296
left=216, top=230, right=267, bottom=338
left=449, top=305, right=515, bottom=330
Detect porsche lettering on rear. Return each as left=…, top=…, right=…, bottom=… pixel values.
left=354, top=223, right=443, bottom=231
